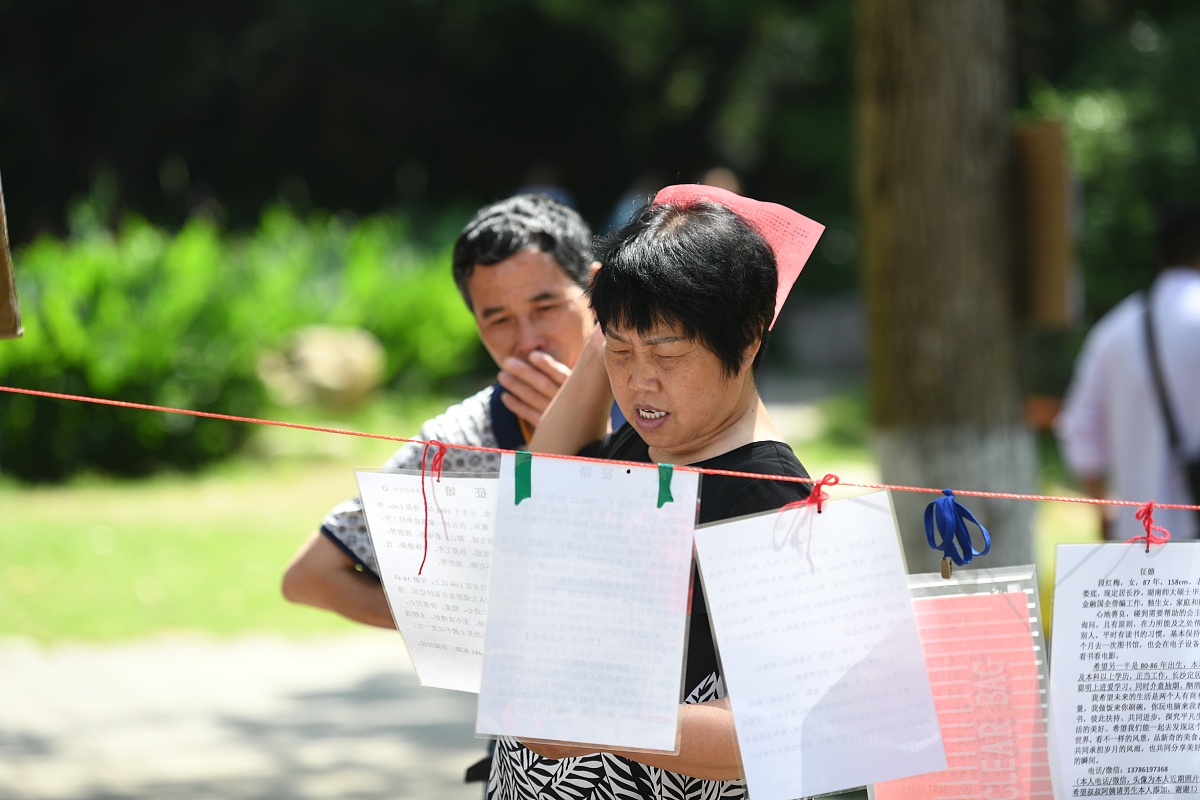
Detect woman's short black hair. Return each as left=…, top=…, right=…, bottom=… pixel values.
left=591, top=200, right=777, bottom=376
left=452, top=194, right=593, bottom=310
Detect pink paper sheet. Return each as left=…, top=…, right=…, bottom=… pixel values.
left=874, top=592, right=1053, bottom=800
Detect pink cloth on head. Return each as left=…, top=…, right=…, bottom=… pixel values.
left=653, top=184, right=825, bottom=329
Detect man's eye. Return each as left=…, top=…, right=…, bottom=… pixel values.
left=488, top=317, right=513, bottom=328
left=534, top=304, right=562, bottom=315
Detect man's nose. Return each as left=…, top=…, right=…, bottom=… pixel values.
left=512, top=317, right=548, bottom=360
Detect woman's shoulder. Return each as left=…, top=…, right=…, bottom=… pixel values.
left=695, top=440, right=811, bottom=524
left=700, top=439, right=807, bottom=476
left=577, top=422, right=651, bottom=463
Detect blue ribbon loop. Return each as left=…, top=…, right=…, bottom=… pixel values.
left=924, top=489, right=991, bottom=567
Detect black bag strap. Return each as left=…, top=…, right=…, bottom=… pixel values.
left=1143, top=290, right=1186, bottom=460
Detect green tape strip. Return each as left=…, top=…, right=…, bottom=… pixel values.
left=657, top=463, right=674, bottom=508
left=515, top=451, right=532, bottom=505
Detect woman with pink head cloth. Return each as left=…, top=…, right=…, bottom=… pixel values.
left=482, top=187, right=824, bottom=799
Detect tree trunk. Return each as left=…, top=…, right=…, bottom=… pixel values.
left=856, top=0, right=1035, bottom=573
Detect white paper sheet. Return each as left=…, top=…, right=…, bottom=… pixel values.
left=1050, top=542, right=1200, bottom=796
left=476, top=454, right=700, bottom=752
left=356, top=469, right=497, bottom=693
left=693, top=491, right=946, bottom=800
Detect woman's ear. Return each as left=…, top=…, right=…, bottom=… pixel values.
left=741, top=338, right=762, bottom=374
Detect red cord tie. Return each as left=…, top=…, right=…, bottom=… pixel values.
left=1127, top=500, right=1171, bottom=553
left=781, top=473, right=840, bottom=514
left=418, top=441, right=448, bottom=575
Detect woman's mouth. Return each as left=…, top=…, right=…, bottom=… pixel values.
left=635, top=406, right=670, bottom=432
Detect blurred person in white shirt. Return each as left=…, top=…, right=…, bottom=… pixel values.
left=1056, top=209, right=1200, bottom=541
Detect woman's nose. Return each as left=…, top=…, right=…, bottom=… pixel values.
left=629, top=356, right=659, bottom=392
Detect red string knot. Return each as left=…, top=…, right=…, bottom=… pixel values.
left=418, top=441, right=449, bottom=575
left=780, top=473, right=840, bottom=515
left=1127, top=500, right=1171, bottom=553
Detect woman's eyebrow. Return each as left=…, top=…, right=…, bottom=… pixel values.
left=644, top=335, right=686, bottom=345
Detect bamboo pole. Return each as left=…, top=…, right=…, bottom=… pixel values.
left=0, top=170, right=22, bottom=339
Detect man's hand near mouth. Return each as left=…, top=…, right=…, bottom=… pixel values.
left=497, top=350, right=572, bottom=427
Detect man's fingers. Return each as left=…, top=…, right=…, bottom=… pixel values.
left=502, top=356, right=562, bottom=398
left=527, top=351, right=572, bottom=386
left=499, top=389, right=542, bottom=427
left=497, top=370, right=550, bottom=413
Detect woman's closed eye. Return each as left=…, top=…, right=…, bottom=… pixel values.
left=652, top=344, right=691, bottom=360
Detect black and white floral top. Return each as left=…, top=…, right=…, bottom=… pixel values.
left=487, top=424, right=811, bottom=800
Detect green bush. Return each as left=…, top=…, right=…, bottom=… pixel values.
left=0, top=205, right=481, bottom=482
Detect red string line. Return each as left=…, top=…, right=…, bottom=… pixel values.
left=1128, top=501, right=1171, bottom=553
left=3, top=384, right=1199, bottom=512
left=417, top=441, right=447, bottom=575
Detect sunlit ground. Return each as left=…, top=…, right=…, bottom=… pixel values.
left=0, top=394, right=451, bottom=642
left=1034, top=483, right=1104, bottom=638
left=1, top=388, right=1101, bottom=644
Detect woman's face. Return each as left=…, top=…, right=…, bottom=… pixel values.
left=604, top=321, right=757, bottom=458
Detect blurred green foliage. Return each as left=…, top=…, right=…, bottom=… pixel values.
left=818, top=389, right=870, bottom=451
left=0, top=202, right=480, bottom=481
left=0, top=0, right=861, bottom=300
left=1018, top=1, right=1200, bottom=320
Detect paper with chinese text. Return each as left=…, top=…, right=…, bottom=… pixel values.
left=693, top=491, right=945, bottom=799
left=476, top=454, right=700, bottom=752
left=357, top=469, right=496, bottom=693
left=1051, top=542, right=1200, bottom=795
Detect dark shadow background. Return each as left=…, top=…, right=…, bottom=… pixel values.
left=4, top=0, right=1196, bottom=312
left=4, top=0, right=1200, bottom=312
left=1, top=0, right=858, bottom=286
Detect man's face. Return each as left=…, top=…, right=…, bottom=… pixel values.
left=465, top=249, right=594, bottom=370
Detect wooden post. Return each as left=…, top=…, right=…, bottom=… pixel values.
left=1014, top=120, right=1077, bottom=429
left=0, top=170, right=22, bottom=339
left=1014, top=120, right=1075, bottom=329
left=857, top=0, right=1036, bottom=572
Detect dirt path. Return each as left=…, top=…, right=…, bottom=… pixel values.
left=0, top=631, right=486, bottom=799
